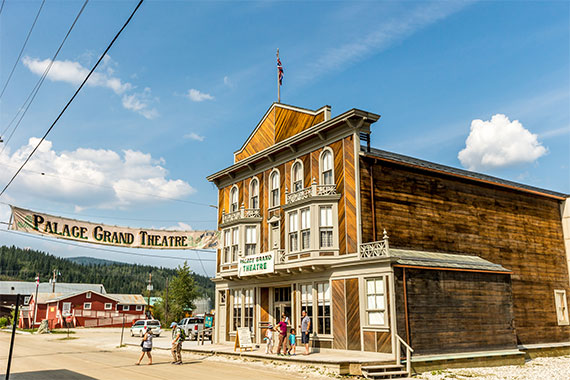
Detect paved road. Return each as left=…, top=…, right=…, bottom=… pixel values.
left=0, top=331, right=315, bottom=380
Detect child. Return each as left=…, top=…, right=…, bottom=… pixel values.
left=287, top=328, right=296, bottom=356
left=264, top=324, right=274, bottom=354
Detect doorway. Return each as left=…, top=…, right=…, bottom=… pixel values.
left=273, top=286, right=291, bottom=323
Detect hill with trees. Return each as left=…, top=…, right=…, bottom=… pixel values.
left=0, top=245, right=214, bottom=300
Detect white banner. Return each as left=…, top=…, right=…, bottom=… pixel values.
left=10, top=206, right=219, bottom=250
left=237, top=251, right=275, bottom=277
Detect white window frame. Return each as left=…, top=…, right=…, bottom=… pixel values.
left=136, top=305, right=143, bottom=311
left=288, top=211, right=299, bottom=252
left=245, top=225, right=257, bottom=256
left=223, top=229, right=231, bottom=264
left=319, top=206, right=333, bottom=248
left=555, top=289, right=569, bottom=326
left=243, top=288, right=254, bottom=332
left=300, top=207, right=311, bottom=250
left=319, top=148, right=334, bottom=185
left=316, top=282, right=331, bottom=335
left=231, top=289, right=243, bottom=332
left=231, top=227, right=239, bottom=262
left=103, top=303, right=111, bottom=310
left=62, top=302, right=72, bottom=314
left=230, top=185, right=239, bottom=212
left=269, top=169, right=280, bottom=208
left=86, top=292, right=92, bottom=299
left=364, top=277, right=387, bottom=327
left=123, top=305, right=130, bottom=311
left=249, top=177, right=259, bottom=209
left=83, top=302, right=92, bottom=310
left=291, top=160, right=304, bottom=192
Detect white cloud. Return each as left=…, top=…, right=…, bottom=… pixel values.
left=223, top=76, right=233, bottom=87
left=186, top=89, right=214, bottom=102
left=161, top=222, right=193, bottom=231
left=0, top=138, right=195, bottom=210
left=184, top=132, right=205, bottom=142
left=121, top=88, right=159, bottom=119
left=458, top=114, right=547, bottom=171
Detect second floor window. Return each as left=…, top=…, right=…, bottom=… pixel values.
left=321, top=150, right=333, bottom=185
left=289, top=211, right=299, bottom=251
left=230, top=186, right=238, bottom=212
left=245, top=226, right=257, bottom=256
left=270, top=171, right=280, bottom=207
left=319, top=206, right=333, bottom=248
left=301, top=208, right=310, bottom=250
left=292, top=162, right=303, bottom=192
left=250, top=179, right=259, bottom=209
left=223, top=229, right=231, bottom=263
left=231, top=227, right=239, bottom=261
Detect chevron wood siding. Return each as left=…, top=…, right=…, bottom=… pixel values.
left=343, top=135, right=357, bottom=254
left=274, top=108, right=325, bottom=143
left=363, top=330, right=375, bottom=352
left=376, top=331, right=391, bottom=353
left=346, top=278, right=361, bottom=350
left=235, top=110, right=275, bottom=162
left=260, top=288, right=269, bottom=323
left=331, top=140, right=346, bottom=255
left=360, top=155, right=570, bottom=346
left=332, top=279, right=347, bottom=349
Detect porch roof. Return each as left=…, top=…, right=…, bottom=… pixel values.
left=391, top=248, right=511, bottom=273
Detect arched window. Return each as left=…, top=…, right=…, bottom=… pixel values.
left=321, top=150, right=334, bottom=185
left=230, top=186, right=238, bottom=212
left=270, top=170, right=280, bottom=207
left=292, top=161, right=303, bottom=192
left=250, top=178, right=259, bottom=209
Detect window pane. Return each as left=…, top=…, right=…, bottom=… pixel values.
left=376, top=296, right=384, bottom=310
left=301, top=208, right=310, bottom=229
left=368, top=311, right=384, bottom=325
left=375, top=279, right=384, bottom=294
left=367, top=295, right=375, bottom=309
left=367, top=280, right=375, bottom=295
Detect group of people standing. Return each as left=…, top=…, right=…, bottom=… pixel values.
left=265, top=310, right=311, bottom=356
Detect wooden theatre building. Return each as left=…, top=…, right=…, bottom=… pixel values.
left=207, top=103, right=570, bottom=358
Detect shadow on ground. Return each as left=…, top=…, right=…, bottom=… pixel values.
left=1, top=369, right=97, bottom=380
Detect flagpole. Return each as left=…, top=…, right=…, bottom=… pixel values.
left=277, top=49, right=280, bottom=103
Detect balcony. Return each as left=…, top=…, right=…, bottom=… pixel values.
left=221, top=206, right=262, bottom=227
left=285, top=180, right=337, bottom=205
left=359, top=230, right=390, bottom=259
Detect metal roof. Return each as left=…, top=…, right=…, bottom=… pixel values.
left=0, top=281, right=106, bottom=296
left=391, top=248, right=511, bottom=272
left=362, top=147, right=568, bottom=199
left=44, top=290, right=118, bottom=303
left=108, top=294, right=147, bottom=305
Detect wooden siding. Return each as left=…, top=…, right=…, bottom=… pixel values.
left=360, top=157, right=570, bottom=345
left=343, top=135, right=357, bottom=254
left=235, top=110, right=275, bottom=162
left=394, top=267, right=517, bottom=355
left=260, top=288, right=269, bottom=323
left=332, top=279, right=347, bottom=349
left=346, top=278, right=361, bottom=350
left=376, top=331, right=391, bottom=353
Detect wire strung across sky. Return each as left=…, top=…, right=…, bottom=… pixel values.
left=0, top=0, right=46, bottom=100
left=0, top=0, right=145, bottom=199
left=0, top=0, right=90, bottom=153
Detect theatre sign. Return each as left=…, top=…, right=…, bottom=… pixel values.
left=237, top=251, right=275, bottom=277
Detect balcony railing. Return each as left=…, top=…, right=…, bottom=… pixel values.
left=221, top=206, right=261, bottom=224
left=359, top=230, right=390, bottom=259
left=285, top=179, right=337, bottom=204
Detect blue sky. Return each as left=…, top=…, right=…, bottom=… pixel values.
left=0, top=0, right=568, bottom=277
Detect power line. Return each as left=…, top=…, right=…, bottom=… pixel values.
left=0, top=0, right=90, bottom=151
left=0, top=0, right=145, bottom=198
left=0, top=229, right=216, bottom=263
left=0, top=0, right=46, bottom=100
left=0, top=0, right=5, bottom=16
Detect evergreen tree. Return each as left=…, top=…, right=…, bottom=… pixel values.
left=165, top=261, right=199, bottom=323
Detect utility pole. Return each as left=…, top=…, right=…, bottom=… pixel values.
left=165, top=277, right=169, bottom=323
left=51, top=269, right=57, bottom=293
left=146, top=273, right=153, bottom=318
left=32, top=274, right=39, bottom=329
left=6, top=294, right=20, bottom=380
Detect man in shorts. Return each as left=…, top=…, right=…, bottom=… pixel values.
left=300, top=310, right=311, bottom=355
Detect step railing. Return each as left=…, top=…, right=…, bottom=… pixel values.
left=198, top=326, right=214, bottom=345
left=395, top=334, right=414, bottom=375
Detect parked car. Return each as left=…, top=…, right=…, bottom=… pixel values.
left=179, top=316, right=211, bottom=340
left=130, top=319, right=162, bottom=337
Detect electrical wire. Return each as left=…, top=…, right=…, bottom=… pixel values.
left=0, top=0, right=46, bottom=100
left=0, top=0, right=90, bottom=151
left=0, top=0, right=145, bottom=198
left=0, top=229, right=216, bottom=262
left=0, top=0, right=5, bottom=17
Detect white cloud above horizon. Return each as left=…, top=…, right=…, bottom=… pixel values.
left=0, top=138, right=195, bottom=210
left=186, top=88, right=214, bottom=102
left=458, top=114, right=547, bottom=171
left=121, top=87, right=159, bottom=119
left=184, top=132, right=205, bottom=142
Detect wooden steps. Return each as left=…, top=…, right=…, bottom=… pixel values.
left=361, top=363, right=409, bottom=379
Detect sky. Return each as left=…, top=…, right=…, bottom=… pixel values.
left=0, top=0, right=568, bottom=278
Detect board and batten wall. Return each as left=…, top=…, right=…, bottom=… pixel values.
left=359, top=156, right=570, bottom=347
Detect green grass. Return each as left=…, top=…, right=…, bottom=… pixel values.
left=50, top=329, right=75, bottom=334
left=57, top=337, right=78, bottom=341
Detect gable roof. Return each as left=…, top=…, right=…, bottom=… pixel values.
left=0, top=281, right=106, bottom=296
left=233, top=103, right=330, bottom=163
left=44, top=290, right=118, bottom=303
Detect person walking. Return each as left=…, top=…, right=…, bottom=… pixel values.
left=264, top=324, right=275, bottom=354
left=136, top=328, right=153, bottom=365
left=299, top=310, right=311, bottom=355
left=276, top=315, right=288, bottom=355
left=170, top=322, right=183, bottom=365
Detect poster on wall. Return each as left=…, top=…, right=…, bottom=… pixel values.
left=237, top=251, right=275, bottom=277
left=10, top=206, right=219, bottom=250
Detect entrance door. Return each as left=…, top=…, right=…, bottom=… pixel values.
left=273, top=286, right=291, bottom=323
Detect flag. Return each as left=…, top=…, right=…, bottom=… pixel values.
left=277, top=57, right=284, bottom=85
left=35, top=276, right=39, bottom=286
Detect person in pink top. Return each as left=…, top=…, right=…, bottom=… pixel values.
left=276, top=315, right=288, bottom=355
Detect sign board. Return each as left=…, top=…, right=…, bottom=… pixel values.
left=65, top=316, right=73, bottom=323
left=234, top=327, right=253, bottom=352
left=238, top=251, right=275, bottom=277
left=10, top=206, right=219, bottom=250
left=205, top=314, right=213, bottom=329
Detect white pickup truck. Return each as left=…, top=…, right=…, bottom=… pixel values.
left=178, top=316, right=211, bottom=340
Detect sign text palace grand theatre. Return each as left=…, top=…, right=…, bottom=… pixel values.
left=10, top=206, right=219, bottom=250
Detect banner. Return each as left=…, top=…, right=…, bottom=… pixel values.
left=237, top=251, right=275, bottom=277
left=10, top=206, right=219, bottom=250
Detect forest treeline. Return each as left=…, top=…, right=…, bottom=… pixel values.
left=0, top=245, right=214, bottom=300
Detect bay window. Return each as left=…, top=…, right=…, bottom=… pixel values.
left=301, top=208, right=310, bottom=250
left=231, top=227, right=239, bottom=261
left=245, top=226, right=257, bottom=256
left=223, top=229, right=231, bottom=263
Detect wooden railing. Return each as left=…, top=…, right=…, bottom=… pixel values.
left=221, top=206, right=261, bottom=224
left=359, top=229, right=390, bottom=259
left=395, top=334, right=414, bottom=375
left=285, top=179, right=337, bottom=204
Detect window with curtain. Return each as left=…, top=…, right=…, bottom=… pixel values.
left=301, top=208, right=310, bottom=250
left=270, top=171, right=280, bottom=207
left=366, top=278, right=386, bottom=326
left=316, top=282, right=331, bottom=334
left=223, top=229, right=231, bottom=263
left=231, top=227, right=239, bottom=262
left=319, top=206, right=333, bottom=248
left=250, top=179, right=259, bottom=209
left=245, top=226, right=257, bottom=256
left=289, top=211, right=299, bottom=252
left=244, top=289, right=254, bottom=332
left=232, top=289, right=242, bottom=331
left=230, top=186, right=238, bottom=212
left=321, top=150, right=333, bottom=185
left=292, top=162, right=303, bottom=192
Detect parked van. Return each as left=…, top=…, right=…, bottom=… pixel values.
left=130, top=319, right=162, bottom=337
left=179, top=316, right=211, bottom=340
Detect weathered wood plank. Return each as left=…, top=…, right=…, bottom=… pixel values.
left=332, top=279, right=347, bottom=349
left=346, top=278, right=361, bottom=350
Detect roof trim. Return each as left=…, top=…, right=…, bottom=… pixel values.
left=45, top=290, right=118, bottom=303
left=362, top=147, right=567, bottom=200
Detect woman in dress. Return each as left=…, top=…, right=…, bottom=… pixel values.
left=136, top=328, right=153, bottom=365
